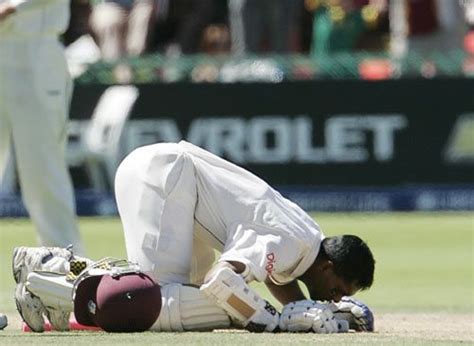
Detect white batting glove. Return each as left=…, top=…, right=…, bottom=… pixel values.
left=279, top=300, right=344, bottom=333
left=244, top=301, right=280, bottom=333
left=329, top=297, right=374, bottom=332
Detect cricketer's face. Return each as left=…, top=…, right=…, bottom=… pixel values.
left=307, top=263, right=359, bottom=302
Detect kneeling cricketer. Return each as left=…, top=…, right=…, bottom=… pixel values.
left=13, top=141, right=375, bottom=333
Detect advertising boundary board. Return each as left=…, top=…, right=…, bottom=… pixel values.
left=1, top=79, right=472, bottom=215
left=69, top=78, right=474, bottom=186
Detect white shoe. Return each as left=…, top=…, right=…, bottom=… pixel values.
left=12, top=247, right=74, bottom=332
left=14, top=284, right=46, bottom=332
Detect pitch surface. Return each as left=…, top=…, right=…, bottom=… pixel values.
left=0, top=214, right=472, bottom=344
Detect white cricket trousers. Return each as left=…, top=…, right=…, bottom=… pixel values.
left=115, top=143, right=214, bottom=285
left=0, top=37, right=83, bottom=254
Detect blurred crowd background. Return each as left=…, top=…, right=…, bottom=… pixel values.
left=2, top=0, right=473, bottom=216
left=64, top=0, right=474, bottom=83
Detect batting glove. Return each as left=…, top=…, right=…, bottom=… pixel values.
left=329, top=297, right=374, bottom=332
left=279, top=300, right=346, bottom=333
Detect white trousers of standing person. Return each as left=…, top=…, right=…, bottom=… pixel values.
left=114, top=143, right=215, bottom=286
left=0, top=36, right=84, bottom=254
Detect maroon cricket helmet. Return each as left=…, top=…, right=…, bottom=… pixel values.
left=73, top=272, right=161, bottom=332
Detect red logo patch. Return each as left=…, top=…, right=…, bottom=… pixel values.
left=265, top=252, right=276, bottom=274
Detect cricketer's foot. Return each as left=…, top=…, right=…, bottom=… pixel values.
left=12, top=247, right=75, bottom=332
left=14, top=284, right=46, bottom=332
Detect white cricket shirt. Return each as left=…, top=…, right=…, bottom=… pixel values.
left=179, top=141, right=323, bottom=285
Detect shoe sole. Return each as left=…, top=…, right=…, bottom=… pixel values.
left=12, top=247, right=45, bottom=333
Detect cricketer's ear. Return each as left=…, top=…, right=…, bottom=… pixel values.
left=309, top=258, right=333, bottom=277
left=320, top=260, right=334, bottom=272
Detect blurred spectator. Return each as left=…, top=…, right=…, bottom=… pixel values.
left=90, top=0, right=155, bottom=59
left=356, top=4, right=390, bottom=51
left=89, top=0, right=156, bottom=82
left=151, top=0, right=215, bottom=55
left=308, top=0, right=388, bottom=57
left=200, top=24, right=231, bottom=55
left=462, top=0, right=474, bottom=52
left=63, top=0, right=93, bottom=46
left=461, top=0, right=474, bottom=75
left=406, top=0, right=466, bottom=53
left=462, top=0, right=474, bottom=29
left=228, top=0, right=303, bottom=54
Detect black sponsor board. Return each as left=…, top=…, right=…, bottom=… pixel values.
left=2, top=79, right=472, bottom=216
left=71, top=79, right=474, bottom=187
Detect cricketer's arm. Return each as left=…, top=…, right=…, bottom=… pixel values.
left=201, top=260, right=280, bottom=332
left=206, top=261, right=306, bottom=305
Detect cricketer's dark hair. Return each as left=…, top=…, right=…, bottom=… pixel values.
left=320, top=235, right=375, bottom=290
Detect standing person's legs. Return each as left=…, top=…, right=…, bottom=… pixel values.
left=0, top=91, right=13, bottom=193
left=5, top=40, right=84, bottom=254
left=115, top=143, right=197, bottom=285
left=0, top=72, right=15, bottom=194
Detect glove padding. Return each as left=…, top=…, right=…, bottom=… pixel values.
left=245, top=301, right=279, bottom=333
left=279, top=300, right=344, bottom=333
left=329, top=297, right=374, bottom=332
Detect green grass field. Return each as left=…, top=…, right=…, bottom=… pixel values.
left=0, top=213, right=473, bottom=344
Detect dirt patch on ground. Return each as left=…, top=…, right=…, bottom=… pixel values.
left=213, top=312, right=474, bottom=342
left=4, top=312, right=474, bottom=343
left=375, top=312, right=474, bottom=342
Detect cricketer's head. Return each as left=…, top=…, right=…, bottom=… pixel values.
left=300, top=235, right=375, bottom=302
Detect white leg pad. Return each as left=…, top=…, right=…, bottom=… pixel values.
left=200, top=267, right=280, bottom=332
left=150, top=283, right=230, bottom=332
left=25, top=271, right=74, bottom=331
